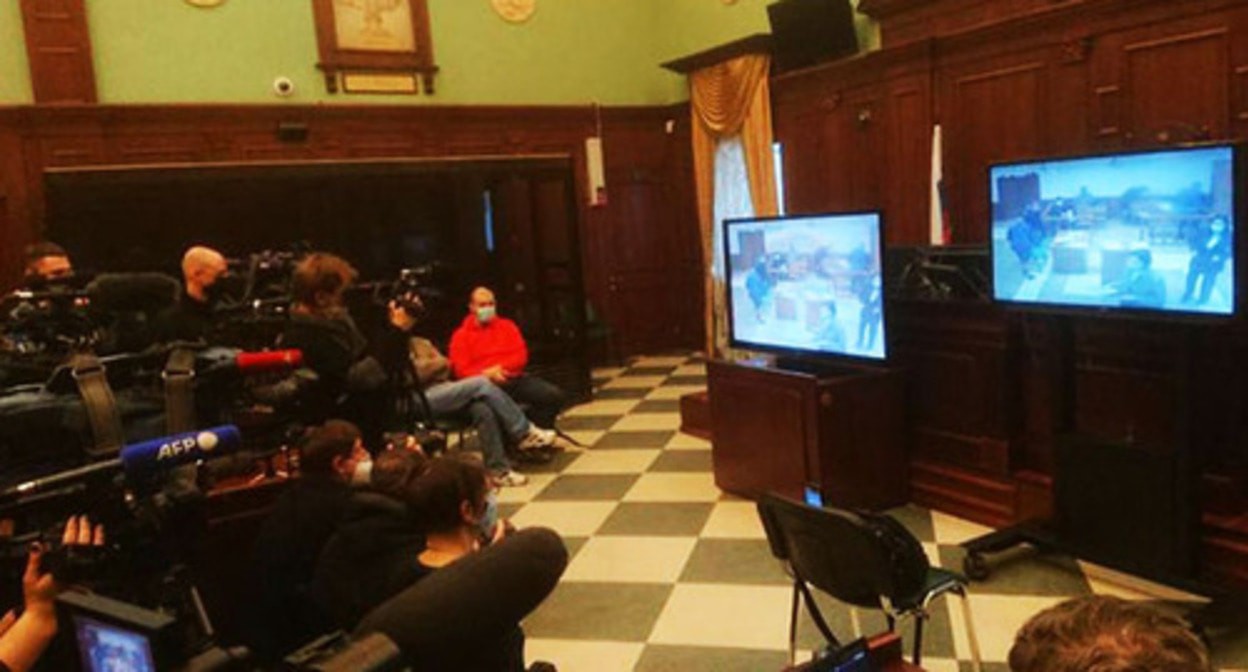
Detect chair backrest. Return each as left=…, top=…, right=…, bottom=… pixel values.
left=757, top=492, right=929, bottom=609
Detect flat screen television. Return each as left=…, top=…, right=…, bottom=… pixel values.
left=724, top=212, right=886, bottom=361
left=990, top=144, right=1238, bottom=317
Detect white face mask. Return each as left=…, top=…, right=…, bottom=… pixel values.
left=350, top=458, right=374, bottom=486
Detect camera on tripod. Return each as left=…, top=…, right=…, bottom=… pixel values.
left=362, top=264, right=446, bottom=321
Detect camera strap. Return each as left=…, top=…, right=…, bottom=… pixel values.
left=69, top=353, right=125, bottom=458
left=163, top=347, right=198, bottom=434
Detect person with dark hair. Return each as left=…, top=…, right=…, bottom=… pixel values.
left=1109, top=249, right=1166, bottom=309
left=279, top=252, right=390, bottom=445
left=21, top=242, right=73, bottom=285
left=1009, top=202, right=1049, bottom=279
left=311, top=447, right=431, bottom=630
left=1009, top=595, right=1211, bottom=672
left=449, top=286, right=568, bottom=432
left=745, top=256, right=777, bottom=323
left=248, top=420, right=369, bottom=660
left=1182, top=214, right=1232, bottom=305
left=354, top=456, right=541, bottom=671
left=815, top=301, right=846, bottom=351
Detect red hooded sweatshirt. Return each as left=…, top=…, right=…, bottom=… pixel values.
left=448, top=313, right=529, bottom=379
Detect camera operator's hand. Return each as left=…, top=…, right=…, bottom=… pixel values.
left=0, top=515, right=106, bottom=672
left=61, top=515, right=104, bottom=549
left=388, top=300, right=418, bottom=333
left=0, top=545, right=58, bottom=672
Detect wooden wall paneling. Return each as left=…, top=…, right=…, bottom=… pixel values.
left=940, top=54, right=1049, bottom=243
left=882, top=71, right=933, bottom=244
left=18, top=0, right=97, bottom=104
left=860, top=0, right=1096, bottom=48
left=0, top=105, right=701, bottom=368
left=1232, top=7, right=1248, bottom=138
left=665, top=108, right=705, bottom=351
left=0, top=113, right=29, bottom=285
left=888, top=301, right=1018, bottom=475
left=1108, top=19, right=1232, bottom=145
left=773, top=96, right=827, bottom=214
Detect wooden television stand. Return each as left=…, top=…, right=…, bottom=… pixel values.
left=707, top=357, right=908, bottom=510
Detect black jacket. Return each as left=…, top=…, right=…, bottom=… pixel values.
left=153, top=291, right=217, bottom=343
left=248, top=475, right=352, bottom=659
left=310, top=489, right=426, bottom=630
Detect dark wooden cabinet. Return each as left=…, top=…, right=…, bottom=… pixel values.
left=707, top=359, right=908, bottom=510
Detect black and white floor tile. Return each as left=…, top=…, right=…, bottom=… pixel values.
left=499, top=354, right=1248, bottom=672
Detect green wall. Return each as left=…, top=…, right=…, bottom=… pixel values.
left=86, top=0, right=662, bottom=106
left=2, top=0, right=878, bottom=107
left=0, top=0, right=33, bottom=104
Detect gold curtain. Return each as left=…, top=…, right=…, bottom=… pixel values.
left=689, top=53, right=779, bottom=358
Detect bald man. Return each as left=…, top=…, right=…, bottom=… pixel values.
left=154, top=245, right=229, bottom=342
left=448, top=287, right=567, bottom=431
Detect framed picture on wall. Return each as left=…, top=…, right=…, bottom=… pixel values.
left=311, top=0, right=438, bottom=94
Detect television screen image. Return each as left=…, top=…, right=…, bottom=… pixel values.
left=990, top=145, right=1236, bottom=316
left=726, top=212, right=886, bottom=360
left=74, top=615, right=157, bottom=672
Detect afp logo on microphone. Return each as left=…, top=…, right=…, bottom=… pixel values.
left=157, top=430, right=220, bottom=462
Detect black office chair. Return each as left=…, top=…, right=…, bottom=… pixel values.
left=757, top=493, right=982, bottom=670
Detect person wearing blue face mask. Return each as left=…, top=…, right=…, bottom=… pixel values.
left=448, top=287, right=569, bottom=441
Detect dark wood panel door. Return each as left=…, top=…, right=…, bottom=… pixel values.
left=883, top=75, right=932, bottom=245
left=943, top=57, right=1047, bottom=243
left=19, top=0, right=96, bottom=103
left=592, top=115, right=703, bottom=359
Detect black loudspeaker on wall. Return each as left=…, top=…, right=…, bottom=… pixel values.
left=767, top=0, right=859, bottom=72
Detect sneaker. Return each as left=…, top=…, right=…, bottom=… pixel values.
left=493, top=469, right=530, bottom=487
left=517, top=426, right=556, bottom=451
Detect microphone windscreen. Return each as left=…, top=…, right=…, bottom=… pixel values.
left=119, top=425, right=242, bottom=476
left=235, top=349, right=304, bottom=374
left=86, top=273, right=180, bottom=313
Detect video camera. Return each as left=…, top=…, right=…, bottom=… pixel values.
left=356, top=263, right=447, bottom=321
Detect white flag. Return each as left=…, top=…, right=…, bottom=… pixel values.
left=930, top=124, right=945, bottom=245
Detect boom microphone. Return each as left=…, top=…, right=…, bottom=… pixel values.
left=0, top=425, right=242, bottom=504
left=235, top=349, right=304, bottom=374
left=85, top=273, right=180, bottom=314
left=119, top=425, right=242, bottom=477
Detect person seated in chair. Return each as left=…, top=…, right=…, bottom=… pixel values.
left=248, top=420, right=372, bottom=660
left=1009, top=595, right=1211, bottom=672
left=389, top=299, right=554, bottom=487
left=385, top=456, right=549, bottom=671
left=279, top=252, right=391, bottom=444
left=449, top=287, right=568, bottom=431
left=311, top=447, right=431, bottom=630
left=154, top=245, right=229, bottom=342
left=1107, top=249, right=1166, bottom=310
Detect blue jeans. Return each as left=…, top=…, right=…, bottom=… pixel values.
left=424, top=376, right=530, bottom=472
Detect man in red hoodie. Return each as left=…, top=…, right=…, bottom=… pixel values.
left=449, top=287, right=567, bottom=430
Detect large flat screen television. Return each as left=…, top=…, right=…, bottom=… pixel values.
left=725, top=212, right=886, bottom=361
left=990, top=144, right=1237, bottom=317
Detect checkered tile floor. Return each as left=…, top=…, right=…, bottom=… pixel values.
left=503, top=354, right=1248, bottom=671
